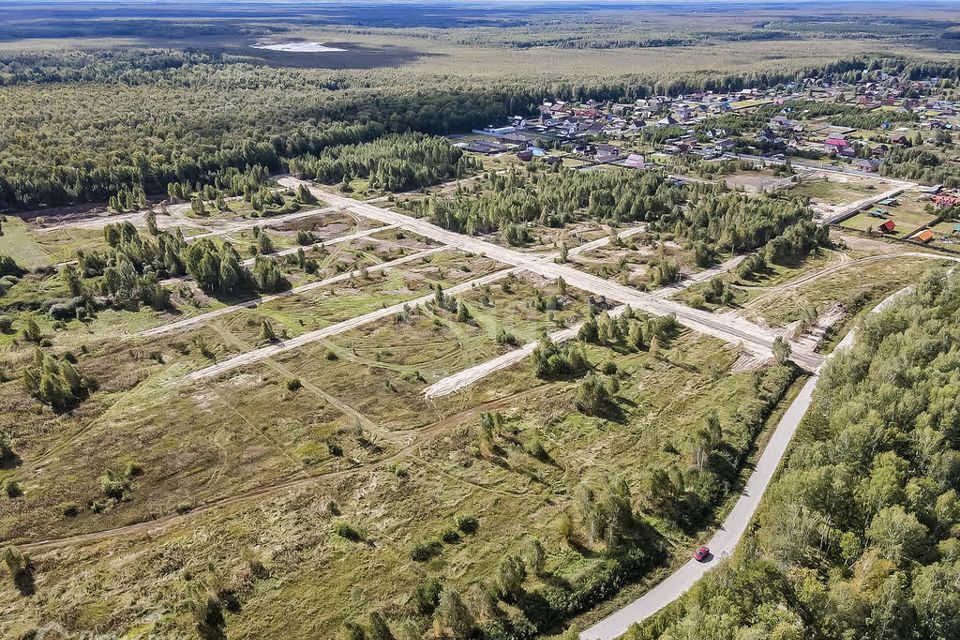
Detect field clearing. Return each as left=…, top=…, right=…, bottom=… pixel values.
left=283, top=26, right=960, bottom=78
left=672, top=249, right=839, bottom=311
left=1, top=319, right=768, bottom=639
left=789, top=174, right=887, bottom=205
left=0, top=217, right=53, bottom=269
left=745, top=254, right=943, bottom=327
left=721, top=169, right=784, bottom=193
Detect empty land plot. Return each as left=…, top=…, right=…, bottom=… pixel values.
left=237, top=272, right=589, bottom=432
left=201, top=251, right=502, bottom=345
left=572, top=238, right=686, bottom=289
left=0, top=217, right=57, bottom=268
left=0, top=335, right=377, bottom=544
left=721, top=169, right=784, bottom=193
left=744, top=254, right=944, bottom=327
left=6, top=221, right=110, bottom=266
left=670, top=249, right=839, bottom=312
left=2, top=326, right=775, bottom=639
left=790, top=175, right=885, bottom=204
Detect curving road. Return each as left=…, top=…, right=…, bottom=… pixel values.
left=580, top=285, right=910, bottom=640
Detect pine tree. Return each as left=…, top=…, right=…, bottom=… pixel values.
left=367, top=611, right=395, bottom=640
left=436, top=587, right=474, bottom=639
left=261, top=320, right=277, bottom=342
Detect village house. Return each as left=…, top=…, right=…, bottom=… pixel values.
left=824, top=136, right=853, bottom=156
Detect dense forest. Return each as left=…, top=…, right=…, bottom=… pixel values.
left=407, top=167, right=683, bottom=237
left=880, top=146, right=960, bottom=188
left=408, top=166, right=826, bottom=266
left=0, top=50, right=952, bottom=212
left=631, top=269, right=960, bottom=640
left=288, top=133, right=478, bottom=192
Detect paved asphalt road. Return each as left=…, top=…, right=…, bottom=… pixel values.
left=580, top=286, right=910, bottom=640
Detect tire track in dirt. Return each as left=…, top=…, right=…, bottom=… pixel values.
left=17, top=385, right=550, bottom=552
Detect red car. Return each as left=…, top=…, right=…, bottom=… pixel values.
left=694, top=546, right=710, bottom=562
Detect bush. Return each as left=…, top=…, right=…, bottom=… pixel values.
left=455, top=514, right=479, bottom=534
left=100, top=474, right=126, bottom=500
left=412, top=577, right=442, bottom=614
left=575, top=374, right=615, bottom=416
left=410, top=538, right=442, bottom=562
left=286, top=378, right=302, bottom=392
left=4, top=480, right=22, bottom=498
left=440, top=528, right=461, bottom=544
left=496, top=328, right=518, bottom=346
left=3, top=547, right=34, bottom=596
left=334, top=521, right=364, bottom=543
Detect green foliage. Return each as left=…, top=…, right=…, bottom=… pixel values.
left=367, top=611, right=395, bottom=640
left=496, top=554, right=527, bottom=601
left=531, top=336, right=589, bottom=379
left=0, top=255, right=24, bottom=277
left=632, top=269, right=960, bottom=640
left=251, top=255, right=289, bottom=293
left=415, top=168, right=681, bottom=236
left=3, top=547, right=34, bottom=596
left=192, top=592, right=226, bottom=640
left=436, top=586, right=475, bottom=639
left=22, top=349, right=95, bottom=411
left=574, top=373, right=616, bottom=416
left=455, top=514, right=479, bottom=535
left=4, top=479, right=22, bottom=498
left=334, top=521, right=364, bottom=543
left=495, top=328, right=518, bottom=346
left=291, top=133, right=476, bottom=193
left=412, top=577, right=443, bottom=615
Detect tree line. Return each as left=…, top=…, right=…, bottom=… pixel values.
left=631, top=269, right=960, bottom=640
left=1, top=49, right=952, bottom=212
left=289, top=133, right=478, bottom=193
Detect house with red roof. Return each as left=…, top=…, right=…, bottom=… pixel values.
left=824, top=137, right=852, bottom=156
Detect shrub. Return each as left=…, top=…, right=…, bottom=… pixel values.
left=334, top=521, right=364, bottom=543
left=4, top=480, right=22, bottom=498
left=496, top=328, right=518, bottom=346
left=440, top=528, right=461, bottom=544
left=3, top=547, right=34, bottom=595
left=575, top=374, right=615, bottom=416
left=410, top=538, right=442, bottom=562
left=286, top=378, right=302, bottom=392
left=454, top=514, right=479, bottom=534
left=412, top=577, right=443, bottom=614
left=100, top=473, right=126, bottom=500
